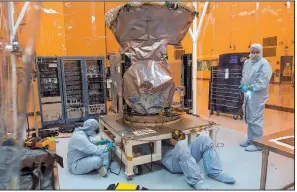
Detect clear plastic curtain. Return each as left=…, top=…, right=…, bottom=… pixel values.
left=0, top=2, right=41, bottom=189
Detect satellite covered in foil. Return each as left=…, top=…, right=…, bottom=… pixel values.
left=105, top=2, right=196, bottom=114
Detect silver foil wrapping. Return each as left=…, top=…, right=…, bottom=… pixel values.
left=105, top=2, right=195, bottom=114
left=123, top=60, right=175, bottom=114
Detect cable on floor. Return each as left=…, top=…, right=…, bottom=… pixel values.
left=143, top=142, right=153, bottom=172
left=108, top=144, right=123, bottom=175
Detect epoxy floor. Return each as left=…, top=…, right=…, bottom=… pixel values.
left=55, top=127, right=294, bottom=190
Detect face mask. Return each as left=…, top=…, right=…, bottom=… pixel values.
left=85, top=129, right=95, bottom=136
left=249, top=53, right=261, bottom=62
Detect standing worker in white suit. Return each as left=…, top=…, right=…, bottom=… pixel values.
left=239, top=44, right=272, bottom=152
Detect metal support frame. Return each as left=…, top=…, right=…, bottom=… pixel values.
left=99, top=119, right=171, bottom=179
left=189, top=1, right=209, bottom=115
left=185, top=125, right=218, bottom=146
left=98, top=115, right=218, bottom=179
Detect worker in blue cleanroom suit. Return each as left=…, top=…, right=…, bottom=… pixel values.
left=239, top=44, right=272, bottom=152
left=67, top=119, right=113, bottom=175
left=139, top=134, right=236, bottom=190
left=162, top=135, right=236, bottom=189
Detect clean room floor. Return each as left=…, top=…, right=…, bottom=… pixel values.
left=196, top=108, right=294, bottom=136
left=56, top=127, right=294, bottom=190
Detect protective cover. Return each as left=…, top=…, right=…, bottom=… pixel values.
left=105, top=2, right=195, bottom=114
left=0, top=2, right=41, bottom=189
left=19, top=148, right=59, bottom=190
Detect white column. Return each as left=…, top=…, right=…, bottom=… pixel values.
left=192, top=1, right=197, bottom=115
left=8, top=2, right=18, bottom=139
left=191, top=1, right=209, bottom=115
left=13, top=2, right=30, bottom=38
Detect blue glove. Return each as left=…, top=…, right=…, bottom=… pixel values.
left=247, top=85, right=253, bottom=91
left=106, top=142, right=114, bottom=151
left=246, top=85, right=254, bottom=97
left=239, top=84, right=248, bottom=93
left=97, top=139, right=110, bottom=145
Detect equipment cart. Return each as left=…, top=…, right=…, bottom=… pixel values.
left=99, top=113, right=219, bottom=180
left=208, top=53, right=249, bottom=120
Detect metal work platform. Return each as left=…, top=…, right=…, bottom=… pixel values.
left=99, top=113, right=219, bottom=180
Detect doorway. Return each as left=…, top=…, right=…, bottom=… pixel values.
left=280, top=56, right=293, bottom=83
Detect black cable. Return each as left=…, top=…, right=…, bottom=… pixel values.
left=42, top=114, right=63, bottom=130
left=143, top=164, right=152, bottom=172
left=47, top=119, right=62, bottom=129
left=30, top=113, right=62, bottom=138
left=106, top=140, right=156, bottom=175
left=216, top=143, right=224, bottom=148
left=108, top=145, right=123, bottom=175
left=144, top=142, right=153, bottom=172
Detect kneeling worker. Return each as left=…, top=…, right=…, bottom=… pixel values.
left=67, top=119, right=113, bottom=176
